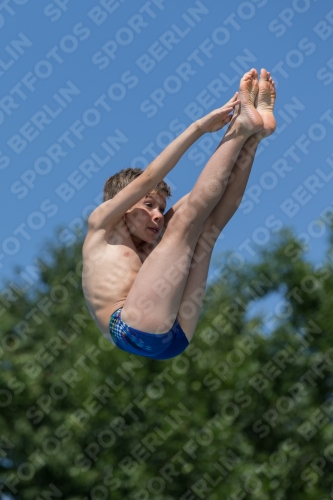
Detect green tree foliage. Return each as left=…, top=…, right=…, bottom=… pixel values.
left=1, top=228, right=333, bottom=499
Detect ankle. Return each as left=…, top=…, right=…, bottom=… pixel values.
left=246, top=134, right=262, bottom=147
left=226, top=119, right=256, bottom=140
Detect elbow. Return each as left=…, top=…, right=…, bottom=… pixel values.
left=87, top=210, right=99, bottom=230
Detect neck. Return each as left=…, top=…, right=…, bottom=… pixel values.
left=131, top=235, right=145, bottom=250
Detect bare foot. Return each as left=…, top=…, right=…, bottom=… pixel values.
left=255, top=69, right=276, bottom=138
left=234, top=69, right=263, bottom=134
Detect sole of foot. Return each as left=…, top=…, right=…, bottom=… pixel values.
left=255, top=68, right=277, bottom=139
left=236, top=68, right=264, bottom=135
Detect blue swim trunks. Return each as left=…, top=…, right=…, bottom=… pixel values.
left=109, top=308, right=189, bottom=360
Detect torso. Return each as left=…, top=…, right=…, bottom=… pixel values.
left=82, top=218, right=157, bottom=336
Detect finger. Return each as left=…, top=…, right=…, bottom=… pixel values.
left=223, top=111, right=234, bottom=121
left=217, top=106, right=233, bottom=114
left=222, top=98, right=240, bottom=109
left=217, top=100, right=239, bottom=115
left=230, top=92, right=239, bottom=102
left=222, top=115, right=233, bottom=127
left=228, top=99, right=241, bottom=108
left=225, top=92, right=239, bottom=105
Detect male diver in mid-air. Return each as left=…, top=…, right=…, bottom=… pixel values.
left=82, top=69, right=276, bottom=360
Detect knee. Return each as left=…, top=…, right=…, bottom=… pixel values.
left=170, top=207, right=203, bottom=238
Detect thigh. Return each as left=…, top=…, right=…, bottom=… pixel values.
left=122, top=215, right=202, bottom=334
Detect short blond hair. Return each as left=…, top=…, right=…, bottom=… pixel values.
left=103, top=168, right=171, bottom=202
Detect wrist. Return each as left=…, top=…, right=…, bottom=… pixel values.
left=192, top=120, right=205, bottom=137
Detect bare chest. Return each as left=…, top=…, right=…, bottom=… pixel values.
left=107, top=224, right=154, bottom=263
left=82, top=219, right=159, bottom=333
left=82, top=221, right=156, bottom=302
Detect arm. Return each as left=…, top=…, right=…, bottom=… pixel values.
left=147, top=91, right=238, bottom=186
left=88, top=94, right=239, bottom=231
left=88, top=122, right=203, bottom=231
left=146, top=123, right=203, bottom=185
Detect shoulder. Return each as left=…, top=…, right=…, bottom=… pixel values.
left=82, top=225, right=105, bottom=256
left=83, top=217, right=133, bottom=252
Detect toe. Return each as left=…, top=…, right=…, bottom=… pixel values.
left=260, top=68, right=268, bottom=81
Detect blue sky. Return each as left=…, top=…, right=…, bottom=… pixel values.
left=1, top=0, right=333, bottom=289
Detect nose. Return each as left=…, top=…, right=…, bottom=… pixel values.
left=152, top=210, right=163, bottom=222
